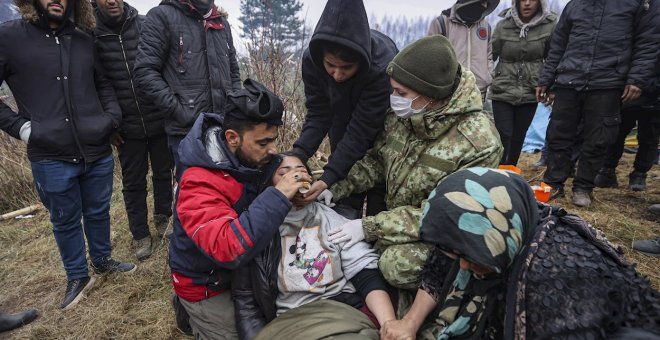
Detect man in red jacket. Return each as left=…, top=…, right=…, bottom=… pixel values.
left=168, top=79, right=311, bottom=339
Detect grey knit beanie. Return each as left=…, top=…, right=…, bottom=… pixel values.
left=386, top=35, right=459, bottom=100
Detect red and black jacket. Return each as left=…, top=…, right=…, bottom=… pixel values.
left=168, top=112, right=291, bottom=302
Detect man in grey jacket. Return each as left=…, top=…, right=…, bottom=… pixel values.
left=428, top=0, right=499, bottom=99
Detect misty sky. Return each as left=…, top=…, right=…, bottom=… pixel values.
left=128, top=0, right=569, bottom=51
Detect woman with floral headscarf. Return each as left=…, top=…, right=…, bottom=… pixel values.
left=381, top=167, right=660, bottom=339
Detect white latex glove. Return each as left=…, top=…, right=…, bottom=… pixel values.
left=327, top=219, right=364, bottom=248
left=19, top=121, right=31, bottom=143
left=316, top=189, right=335, bottom=207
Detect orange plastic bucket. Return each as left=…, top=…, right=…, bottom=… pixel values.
left=498, top=164, right=521, bottom=175
left=531, top=182, right=552, bottom=203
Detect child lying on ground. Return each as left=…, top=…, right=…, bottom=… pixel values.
left=232, top=153, right=396, bottom=340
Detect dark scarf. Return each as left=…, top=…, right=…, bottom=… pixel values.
left=419, top=167, right=539, bottom=339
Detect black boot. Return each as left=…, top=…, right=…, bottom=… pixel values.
left=594, top=167, right=618, bottom=188
left=533, top=154, right=547, bottom=167
left=0, top=309, right=38, bottom=333
left=628, top=171, right=647, bottom=191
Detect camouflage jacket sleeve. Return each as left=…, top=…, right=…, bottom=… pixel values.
left=329, top=132, right=386, bottom=201
left=361, top=136, right=502, bottom=245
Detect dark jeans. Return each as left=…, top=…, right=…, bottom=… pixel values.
left=492, top=101, right=537, bottom=165
left=543, top=88, right=622, bottom=192
left=118, top=134, right=174, bottom=240
left=601, top=107, right=660, bottom=173
left=31, top=155, right=114, bottom=280
left=168, top=135, right=187, bottom=183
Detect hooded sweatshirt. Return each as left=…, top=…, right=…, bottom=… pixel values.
left=292, top=0, right=398, bottom=187
left=0, top=0, right=121, bottom=163
left=428, top=0, right=500, bottom=94
left=276, top=203, right=379, bottom=315
left=330, top=69, right=502, bottom=250
left=490, top=0, right=557, bottom=104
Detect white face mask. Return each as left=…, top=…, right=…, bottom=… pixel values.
left=390, top=94, right=429, bottom=119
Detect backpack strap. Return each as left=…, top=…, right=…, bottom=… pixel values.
left=436, top=15, right=447, bottom=36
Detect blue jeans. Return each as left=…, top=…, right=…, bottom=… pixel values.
left=31, top=155, right=114, bottom=280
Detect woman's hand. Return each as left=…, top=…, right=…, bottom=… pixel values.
left=297, top=180, right=329, bottom=205
left=380, top=319, right=417, bottom=340
left=327, top=219, right=364, bottom=247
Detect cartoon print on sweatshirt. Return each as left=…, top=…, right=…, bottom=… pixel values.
left=281, top=226, right=334, bottom=289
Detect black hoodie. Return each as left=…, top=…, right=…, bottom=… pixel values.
left=292, top=0, right=398, bottom=187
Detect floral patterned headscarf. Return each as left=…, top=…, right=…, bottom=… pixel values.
left=419, top=167, right=539, bottom=339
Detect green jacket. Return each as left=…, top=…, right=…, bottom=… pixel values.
left=330, top=69, right=503, bottom=249
left=490, top=7, right=557, bottom=105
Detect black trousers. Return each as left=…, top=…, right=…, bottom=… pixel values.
left=543, top=88, right=622, bottom=192
left=118, top=134, right=174, bottom=240
left=601, top=106, right=660, bottom=173
left=492, top=101, right=537, bottom=165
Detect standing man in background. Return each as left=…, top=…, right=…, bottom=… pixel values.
left=428, top=0, right=499, bottom=102
left=537, top=0, right=659, bottom=207
left=0, top=0, right=136, bottom=310
left=94, top=0, right=174, bottom=261
left=134, top=0, right=240, bottom=181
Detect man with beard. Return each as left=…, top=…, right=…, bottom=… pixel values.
left=428, top=0, right=499, bottom=101
left=134, top=0, right=240, bottom=182
left=0, top=0, right=135, bottom=310
left=168, top=79, right=312, bottom=339
left=93, top=0, right=174, bottom=261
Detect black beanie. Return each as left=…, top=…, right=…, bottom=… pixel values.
left=386, top=35, right=459, bottom=100
left=224, top=79, right=284, bottom=125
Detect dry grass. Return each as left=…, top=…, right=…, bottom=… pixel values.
left=0, top=151, right=658, bottom=339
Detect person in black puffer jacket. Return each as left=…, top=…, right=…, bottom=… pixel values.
left=536, top=0, right=660, bottom=208
left=134, top=0, right=241, bottom=181
left=94, top=0, right=174, bottom=261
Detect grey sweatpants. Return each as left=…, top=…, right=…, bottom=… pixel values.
left=179, top=292, right=238, bottom=340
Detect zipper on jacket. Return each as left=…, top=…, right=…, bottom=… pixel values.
left=200, top=21, right=213, bottom=111
left=118, top=34, right=149, bottom=138
left=54, top=31, right=86, bottom=162
left=467, top=26, right=472, bottom=70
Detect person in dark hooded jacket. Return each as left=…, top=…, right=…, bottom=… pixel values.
left=293, top=0, right=398, bottom=218
left=93, top=0, right=174, bottom=261
left=134, top=0, right=240, bottom=181
left=168, top=79, right=312, bottom=339
left=0, top=0, right=136, bottom=311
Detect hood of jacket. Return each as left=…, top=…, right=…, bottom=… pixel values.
left=159, top=0, right=228, bottom=18
left=406, top=68, right=484, bottom=140
left=308, top=0, right=372, bottom=73
left=93, top=1, right=138, bottom=33
left=178, top=112, right=281, bottom=181
left=447, top=0, right=499, bottom=24
left=500, top=0, right=554, bottom=37
left=15, top=0, right=95, bottom=31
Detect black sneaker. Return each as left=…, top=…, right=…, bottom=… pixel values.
left=171, top=294, right=193, bottom=336
left=91, top=257, right=137, bottom=275
left=628, top=171, right=647, bottom=191
left=61, top=276, right=96, bottom=310
left=594, top=167, right=618, bottom=188
left=533, top=154, right=547, bottom=167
